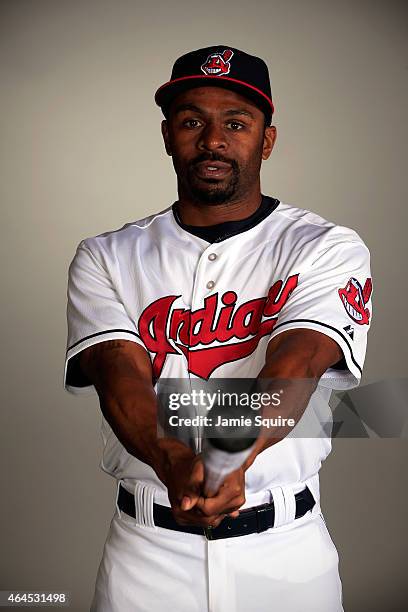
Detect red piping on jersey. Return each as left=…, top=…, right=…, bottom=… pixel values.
left=155, top=75, right=274, bottom=114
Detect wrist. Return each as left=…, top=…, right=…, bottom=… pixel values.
left=155, top=438, right=195, bottom=484
left=242, top=436, right=270, bottom=471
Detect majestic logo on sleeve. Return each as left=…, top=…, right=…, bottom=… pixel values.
left=138, top=275, right=298, bottom=380
left=201, top=49, right=234, bottom=76
left=338, top=277, right=372, bottom=325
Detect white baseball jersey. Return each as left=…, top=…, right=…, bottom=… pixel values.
left=64, top=197, right=372, bottom=508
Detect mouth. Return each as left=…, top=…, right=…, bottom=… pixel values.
left=193, top=160, right=233, bottom=180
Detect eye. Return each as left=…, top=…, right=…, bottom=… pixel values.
left=227, top=121, right=245, bottom=131
left=183, top=118, right=202, bottom=129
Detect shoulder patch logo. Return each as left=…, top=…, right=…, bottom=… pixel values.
left=201, top=49, right=234, bottom=76
left=338, top=277, right=372, bottom=325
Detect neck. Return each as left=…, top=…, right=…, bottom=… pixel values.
left=175, top=186, right=263, bottom=226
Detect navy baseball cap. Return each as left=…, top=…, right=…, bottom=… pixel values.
left=155, top=45, right=274, bottom=125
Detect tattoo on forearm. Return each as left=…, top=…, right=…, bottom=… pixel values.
left=81, top=339, right=152, bottom=386
left=98, top=340, right=130, bottom=352
left=82, top=340, right=131, bottom=375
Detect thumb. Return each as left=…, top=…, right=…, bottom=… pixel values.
left=179, top=458, right=204, bottom=511
left=181, top=495, right=196, bottom=511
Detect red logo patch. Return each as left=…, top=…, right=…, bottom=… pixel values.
left=338, top=277, right=372, bottom=325
left=138, top=275, right=298, bottom=380
left=201, top=49, right=234, bottom=76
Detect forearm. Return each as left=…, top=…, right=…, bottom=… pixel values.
left=243, top=329, right=341, bottom=469
left=100, top=380, right=193, bottom=481
left=80, top=341, right=193, bottom=483
left=242, top=376, right=317, bottom=470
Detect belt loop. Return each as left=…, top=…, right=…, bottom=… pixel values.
left=281, top=485, right=296, bottom=524
left=115, top=479, right=124, bottom=520
left=133, top=482, right=156, bottom=528
left=304, top=474, right=320, bottom=515
left=269, top=484, right=297, bottom=528
left=269, top=486, right=286, bottom=528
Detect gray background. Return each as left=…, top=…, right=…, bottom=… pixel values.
left=1, top=0, right=407, bottom=610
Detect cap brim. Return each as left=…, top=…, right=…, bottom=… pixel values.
left=155, top=75, right=274, bottom=119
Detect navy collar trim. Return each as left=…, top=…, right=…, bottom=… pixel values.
left=172, top=195, right=279, bottom=243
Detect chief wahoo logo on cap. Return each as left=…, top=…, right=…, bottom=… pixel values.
left=201, top=49, right=234, bottom=76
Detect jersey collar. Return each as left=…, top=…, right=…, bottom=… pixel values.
left=172, top=195, right=280, bottom=244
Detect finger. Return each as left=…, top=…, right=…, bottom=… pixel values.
left=178, top=459, right=205, bottom=511
left=203, top=514, right=227, bottom=528
left=203, top=483, right=218, bottom=498
left=222, top=504, right=242, bottom=515
left=180, top=496, right=194, bottom=511
left=196, top=492, right=245, bottom=517
left=173, top=510, right=226, bottom=528
left=228, top=510, right=240, bottom=518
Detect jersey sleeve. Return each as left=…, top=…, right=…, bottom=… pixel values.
left=64, top=241, right=146, bottom=395
left=269, top=236, right=373, bottom=390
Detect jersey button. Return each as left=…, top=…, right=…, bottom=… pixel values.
left=208, top=253, right=217, bottom=261
left=206, top=281, right=215, bottom=290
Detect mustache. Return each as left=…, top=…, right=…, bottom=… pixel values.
left=190, top=153, right=238, bottom=169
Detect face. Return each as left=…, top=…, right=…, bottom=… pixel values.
left=161, top=87, right=276, bottom=206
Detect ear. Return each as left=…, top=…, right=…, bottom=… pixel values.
left=262, top=125, right=277, bottom=161
left=161, top=119, right=172, bottom=156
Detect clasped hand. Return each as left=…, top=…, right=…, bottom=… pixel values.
left=164, top=453, right=246, bottom=528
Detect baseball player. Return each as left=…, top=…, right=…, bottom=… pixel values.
left=64, top=45, right=372, bottom=612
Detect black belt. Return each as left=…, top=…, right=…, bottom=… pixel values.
left=117, top=484, right=315, bottom=540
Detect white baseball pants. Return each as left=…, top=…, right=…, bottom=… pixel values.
left=90, top=483, right=343, bottom=612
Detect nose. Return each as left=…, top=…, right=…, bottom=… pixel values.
left=197, top=121, right=227, bottom=152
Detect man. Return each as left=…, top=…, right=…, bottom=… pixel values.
left=64, top=45, right=372, bottom=612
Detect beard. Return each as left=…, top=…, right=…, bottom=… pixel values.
left=181, top=154, right=241, bottom=205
